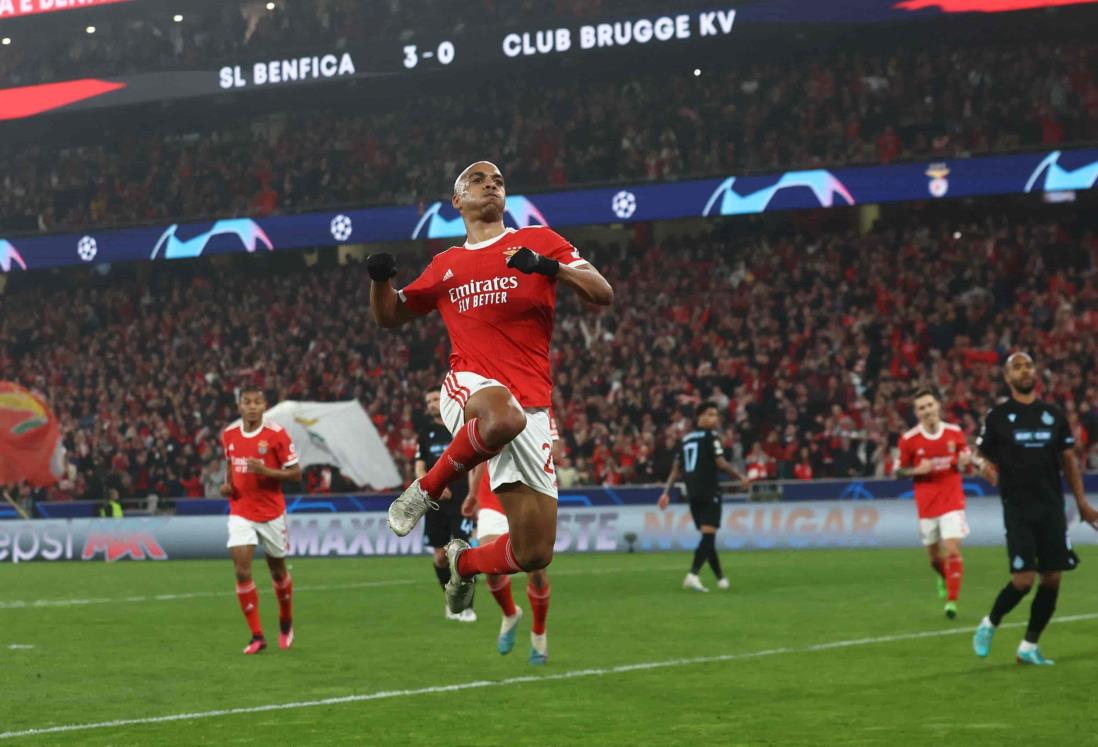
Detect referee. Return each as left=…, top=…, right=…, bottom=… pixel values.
left=416, top=389, right=477, bottom=622
left=971, top=352, right=1098, bottom=665
left=658, top=401, right=748, bottom=593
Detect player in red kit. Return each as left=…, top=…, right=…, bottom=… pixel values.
left=463, top=412, right=559, bottom=664
left=897, top=388, right=973, bottom=619
left=221, top=385, right=302, bottom=654
left=368, top=160, right=612, bottom=615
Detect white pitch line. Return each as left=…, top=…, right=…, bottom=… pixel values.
left=0, top=564, right=681, bottom=611
left=3, top=612, right=1095, bottom=740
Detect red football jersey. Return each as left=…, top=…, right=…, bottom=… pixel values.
left=398, top=226, right=587, bottom=408
left=898, top=422, right=968, bottom=519
left=222, top=421, right=299, bottom=522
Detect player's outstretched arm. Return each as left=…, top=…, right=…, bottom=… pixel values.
left=1062, top=449, right=1098, bottom=529
left=368, top=253, right=419, bottom=328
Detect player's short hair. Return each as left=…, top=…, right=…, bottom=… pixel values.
left=912, top=387, right=938, bottom=402
left=695, top=401, right=719, bottom=418
left=238, top=384, right=264, bottom=401
left=453, top=160, right=500, bottom=195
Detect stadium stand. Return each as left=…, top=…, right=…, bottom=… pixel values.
left=3, top=207, right=1097, bottom=501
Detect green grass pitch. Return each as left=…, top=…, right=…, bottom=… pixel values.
left=2, top=546, right=1097, bottom=745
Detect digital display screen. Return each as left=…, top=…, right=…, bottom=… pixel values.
left=0, top=0, right=131, bottom=22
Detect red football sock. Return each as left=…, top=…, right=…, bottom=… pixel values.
left=235, top=581, right=263, bottom=638
left=457, top=533, right=521, bottom=578
left=527, top=583, right=551, bottom=635
left=420, top=417, right=498, bottom=499
left=945, top=555, right=963, bottom=602
left=931, top=557, right=945, bottom=579
left=486, top=575, right=517, bottom=617
left=273, top=573, right=293, bottom=624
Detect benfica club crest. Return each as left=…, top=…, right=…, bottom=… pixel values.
left=947, top=441, right=956, bottom=453
left=257, top=440, right=269, bottom=456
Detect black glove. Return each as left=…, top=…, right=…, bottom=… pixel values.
left=366, top=252, right=397, bottom=282
left=506, top=247, right=559, bottom=277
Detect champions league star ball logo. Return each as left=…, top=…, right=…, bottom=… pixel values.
left=0, top=240, right=27, bottom=273
left=702, top=170, right=855, bottom=217
left=150, top=219, right=273, bottom=260
left=330, top=214, right=353, bottom=241
left=925, top=163, right=950, bottom=198
left=77, top=236, right=98, bottom=262
left=411, top=196, right=550, bottom=240
left=611, top=190, right=637, bottom=220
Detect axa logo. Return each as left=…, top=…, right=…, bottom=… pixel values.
left=1024, top=151, right=1098, bottom=194
left=81, top=533, right=168, bottom=561
left=412, top=196, right=549, bottom=239
left=0, top=240, right=27, bottom=272
left=702, top=170, right=855, bottom=217
left=151, top=219, right=273, bottom=260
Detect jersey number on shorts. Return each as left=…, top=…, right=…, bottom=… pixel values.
left=683, top=442, right=699, bottom=473
left=542, top=442, right=555, bottom=475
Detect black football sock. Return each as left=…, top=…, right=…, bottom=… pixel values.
left=434, top=562, right=451, bottom=589
left=988, top=582, right=1029, bottom=626
left=1024, top=585, right=1059, bottom=644
left=691, top=537, right=708, bottom=575
left=705, top=535, right=723, bottom=579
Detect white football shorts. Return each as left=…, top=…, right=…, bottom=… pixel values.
left=918, top=509, right=969, bottom=546
left=227, top=513, right=290, bottom=558
left=438, top=370, right=558, bottom=500
left=477, top=508, right=510, bottom=540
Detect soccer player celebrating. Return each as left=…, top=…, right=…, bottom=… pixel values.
left=465, top=462, right=552, bottom=664
left=368, top=160, right=612, bottom=614
left=220, top=385, right=302, bottom=654
left=896, top=388, right=972, bottom=619
left=971, top=353, right=1098, bottom=665
left=657, top=402, right=749, bottom=592
left=416, top=389, right=477, bottom=622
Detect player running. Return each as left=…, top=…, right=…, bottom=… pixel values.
left=465, top=463, right=552, bottom=665
left=896, top=388, right=972, bottom=619
left=657, top=402, right=748, bottom=592
left=369, top=160, right=612, bottom=614
left=971, top=352, right=1098, bottom=665
left=220, top=385, right=302, bottom=654
left=416, top=389, right=478, bottom=622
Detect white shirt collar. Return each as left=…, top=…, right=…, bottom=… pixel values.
left=918, top=423, right=944, bottom=440
left=464, top=227, right=515, bottom=250
left=240, top=422, right=265, bottom=438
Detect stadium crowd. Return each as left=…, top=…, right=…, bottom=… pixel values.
left=3, top=212, right=1097, bottom=505
left=2, top=34, right=1097, bottom=233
